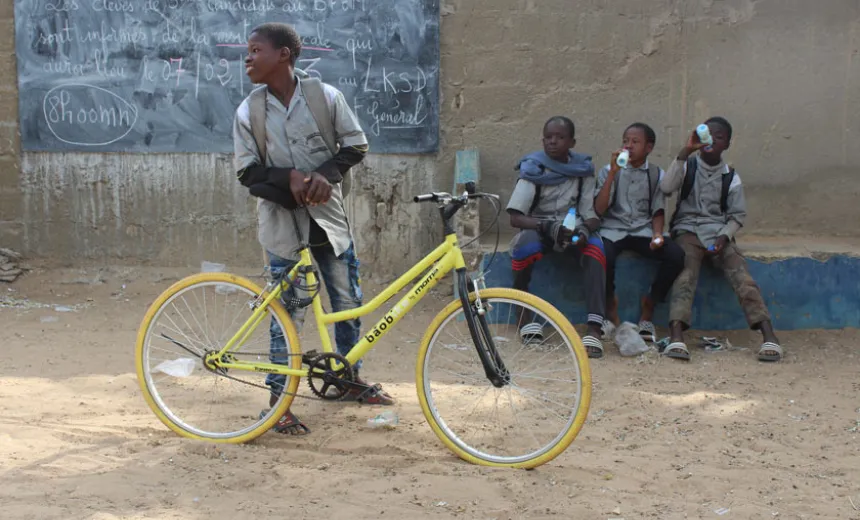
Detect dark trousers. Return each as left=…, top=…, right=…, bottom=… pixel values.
left=603, top=235, right=685, bottom=304
left=511, top=230, right=606, bottom=327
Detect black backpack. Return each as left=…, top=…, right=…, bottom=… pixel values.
left=671, top=156, right=736, bottom=227
left=606, top=162, right=661, bottom=216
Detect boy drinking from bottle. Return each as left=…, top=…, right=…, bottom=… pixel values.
left=659, top=116, right=782, bottom=362
left=594, top=123, right=685, bottom=342
left=506, top=116, right=608, bottom=358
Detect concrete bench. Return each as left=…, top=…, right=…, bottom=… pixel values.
left=479, top=243, right=860, bottom=331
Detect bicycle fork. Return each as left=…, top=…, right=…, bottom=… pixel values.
left=455, top=268, right=510, bottom=388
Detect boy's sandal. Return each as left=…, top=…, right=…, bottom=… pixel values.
left=343, top=382, right=396, bottom=406
left=663, top=342, right=690, bottom=361
left=757, top=342, right=783, bottom=362
left=582, top=335, right=604, bottom=359
left=638, top=321, right=657, bottom=342
left=259, top=409, right=310, bottom=436
left=519, top=322, right=545, bottom=344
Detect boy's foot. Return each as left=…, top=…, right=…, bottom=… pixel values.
left=664, top=321, right=690, bottom=361
left=259, top=409, right=310, bottom=436
left=583, top=324, right=604, bottom=359
left=757, top=321, right=782, bottom=362
left=519, top=322, right=545, bottom=344
left=343, top=375, right=396, bottom=405
left=638, top=295, right=657, bottom=342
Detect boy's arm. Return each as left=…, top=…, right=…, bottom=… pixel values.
left=659, top=159, right=685, bottom=194
left=660, top=130, right=707, bottom=194
left=593, top=162, right=618, bottom=217
left=577, top=175, right=600, bottom=234
left=314, top=89, right=369, bottom=183
left=719, top=173, right=746, bottom=240
left=651, top=167, right=667, bottom=236
left=507, top=180, right=573, bottom=245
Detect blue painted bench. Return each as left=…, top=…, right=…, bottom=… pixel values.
left=480, top=248, right=860, bottom=331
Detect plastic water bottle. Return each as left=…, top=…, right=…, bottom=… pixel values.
left=696, top=124, right=713, bottom=151
left=652, top=236, right=664, bottom=247
left=616, top=149, right=630, bottom=168
left=367, top=410, right=399, bottom=429
left=562, top=208, right=580, bottom=245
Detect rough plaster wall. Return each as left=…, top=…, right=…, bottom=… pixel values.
left=438, top=0, right=860, bottom=240
left=4, top=0, right=860, bottom=274
left=16, top=152, right=439, bottom=277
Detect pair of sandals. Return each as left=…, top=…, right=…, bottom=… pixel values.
left=663, top=339, right=783, bottom=362
left=521, top=322, right=607, bottom=359
left=261, top=381, right=396, bottom=436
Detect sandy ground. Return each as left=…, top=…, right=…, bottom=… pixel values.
left=1, top=264, right=859, bottom=520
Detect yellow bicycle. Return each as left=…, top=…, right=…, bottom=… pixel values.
left=135, top=184, right=591, bottom=469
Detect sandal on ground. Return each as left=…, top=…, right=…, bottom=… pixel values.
left=519, top=322, right=545, bottom=344
left=342, top=379, right=396, bottom=406
left=259, top=409, right=310, bottom=436
left=638, top=321, right=657, bottom=342
left=758, top=341, right=783, bottom=362
left=663, top=341, right=690, bottom=361
left=582, top=335, right=604, bottom=359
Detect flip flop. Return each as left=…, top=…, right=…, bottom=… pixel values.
left=758, top=341, right=783, bottom=362
left=519, top=322, right=545, bottom=344
left=582, top=335, right=604, bottom=359
left=663, top=341, right=690, bottom=361
left=259, top=409, right=310, bottom=436
left=638, top=320, right=656, bottom=342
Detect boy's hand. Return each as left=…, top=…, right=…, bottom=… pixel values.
left=304, top=172, right=333, bottom=206
left=679, top=130, right=707, bottom=159
left=711, top=235, right=730, bottom=253
left=608, top=149, right=623, bottom=174
left=289, top=169, right=309, bottom=206
left=650, top=234, right=665, bottom=250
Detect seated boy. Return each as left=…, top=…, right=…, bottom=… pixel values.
left=506, top=116, right=607, bottom=358
left=659, top=116, right=782, bottom=362
left=593, top=123, right=685, bottom=341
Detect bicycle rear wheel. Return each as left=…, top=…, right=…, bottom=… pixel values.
left=135, top=272, right=302, bottom=443
left=416, top=288, right=591, bottom=469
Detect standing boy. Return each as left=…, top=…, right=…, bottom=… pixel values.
left=506, top=116, right=608, bottom=358
left=233, top=23, right=394, bottom=436
left=659, top=117, right=782, bottom=362
left=593, top=123, right=685, bottom=341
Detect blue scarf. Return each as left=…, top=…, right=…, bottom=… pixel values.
left=516, top=151, right=594, bottom=185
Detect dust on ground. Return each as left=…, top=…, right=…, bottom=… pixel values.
left=1, top=265, right=858, bottom=519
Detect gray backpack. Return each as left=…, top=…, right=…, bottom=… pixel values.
left=247, top=70, right=351, bottom=197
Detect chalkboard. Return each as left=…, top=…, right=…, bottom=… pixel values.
left=14, top=0, right=440, bottom=154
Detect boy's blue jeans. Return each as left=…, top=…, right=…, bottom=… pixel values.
left=266, top=236, right=363, bottom=400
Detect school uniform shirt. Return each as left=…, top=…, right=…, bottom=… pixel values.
left=594, top=161, right=665, bottom=243
left=660, top=157, right=745, bottom=248
left=506, top=174, right=598, bottom=227
left=233, top=77, right=368, bottom=261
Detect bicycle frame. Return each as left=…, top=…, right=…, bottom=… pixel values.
left=210, top=233, right=468, bottom=377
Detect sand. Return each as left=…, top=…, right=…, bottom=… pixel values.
left=1, top=264, right=859, bottom=520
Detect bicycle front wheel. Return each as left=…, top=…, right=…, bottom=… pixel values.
left=135, top=272, right=302, bottom=443
left=416, top=288, right=591, bottom=469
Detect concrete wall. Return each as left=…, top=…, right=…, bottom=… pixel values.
left=2, top=0, right=860, bottom=278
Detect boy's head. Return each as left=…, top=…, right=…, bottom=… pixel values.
left=245, top=23, right=302, bottom=85
left=700, top=116, right=732, bottom=163
left=542, top=116, right=576, bottom=161
left=622, top=122, right=656, bottom=165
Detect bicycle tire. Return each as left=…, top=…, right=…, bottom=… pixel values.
left=135, top=272, right=302, bottom=443
left=415, top=287, right=592, bottom=469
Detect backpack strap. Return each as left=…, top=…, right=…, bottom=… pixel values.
left=646, top=162, right=660, bottom=216
left=721, top=167, right=736, bottom=214
left=670, top=156, right=698, bottom=230
left=248, top=86, right=268, bottom=164
left=300, top=77, right=351, bottom=197
left=528, top=184, right=542, bottom=215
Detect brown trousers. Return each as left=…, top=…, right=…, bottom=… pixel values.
left=669, top=233, right=771, bottom=330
